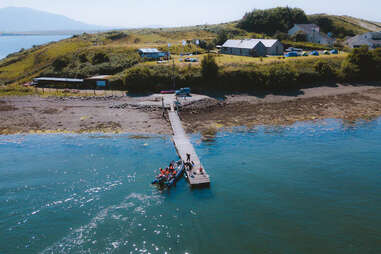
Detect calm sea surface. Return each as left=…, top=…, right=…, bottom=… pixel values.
left=0, top=35, right=71, bottom=60
left=1, top=118, right=381, bottom=254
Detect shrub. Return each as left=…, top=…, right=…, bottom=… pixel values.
left=106, top=32, right=128, bottom=41
left=264, top=63, right=298, bottom=89
left=78, top=53, right=88, bottom=63
left=340, top=46, right=376, bottom=80
left=201, top=54, right=219, bottom=80
left=274, top=31, right=290, bottom=41
left=340, top=60, right=360, bottom=80
left=291, top=31, right=308, bottom=42
left=52, top=56, right=69, bottom=71
left=215, top=30, right=229, bottom=45
left=314, top=61, right=336, bottom=80
left=372, top=48, right=381, bottom=79
left=92, top=52, right=110, bottom=64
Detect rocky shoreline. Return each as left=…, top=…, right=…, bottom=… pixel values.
left=1, top=83, right=381, bottom=135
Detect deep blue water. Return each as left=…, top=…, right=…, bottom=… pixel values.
left=0, top=35, right=71, bottom=59
left=1, top=118, right=381, bottom=254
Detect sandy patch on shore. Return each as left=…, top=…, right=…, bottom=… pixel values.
left=0, top=96, right=171, bottom=135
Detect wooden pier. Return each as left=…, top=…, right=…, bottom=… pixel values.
left=166, top=99, right=210, bottom=187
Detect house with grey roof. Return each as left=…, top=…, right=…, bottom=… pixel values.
left=260, top=39, right=284, bottom=55
left=221, top=39, right=268, bottom=57
left=288, top=24, right=335, bottom=46
left=345, top=32, right=381, bottom=49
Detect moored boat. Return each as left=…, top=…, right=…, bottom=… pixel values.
left=151, top=160, right=184, bottom=188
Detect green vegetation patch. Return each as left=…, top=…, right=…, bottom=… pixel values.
left=42, top=46, right=140, bottom=78
left=0, top=38, right=90, bottom=85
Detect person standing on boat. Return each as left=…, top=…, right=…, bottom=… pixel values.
left=186, top=153, right=191, bottom=162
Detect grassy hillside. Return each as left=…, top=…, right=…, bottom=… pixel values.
left=0, top=37, right=90, bottom=85
left=308, top=14, right=379, bottom=38
left=0, top=8, right=379, bottom=90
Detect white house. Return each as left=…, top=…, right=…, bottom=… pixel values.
left=345, top=32, right=381, bottom=49
left=260, top=39, right=284, bottom=55
left=288, top=24, right=335, bottom=46
left=221, top=39, right=267, bottom=57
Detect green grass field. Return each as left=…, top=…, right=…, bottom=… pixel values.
left=0, top=12, right=367, bottom=88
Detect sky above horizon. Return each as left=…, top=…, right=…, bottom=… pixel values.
left=0, top=0, right=380, bottom=27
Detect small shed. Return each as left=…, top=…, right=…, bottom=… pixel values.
left=84, top=75, right=113, bottom=88
left=221, top=39, right=267, bottom=57
left=138, top=48, right=169, bottom=60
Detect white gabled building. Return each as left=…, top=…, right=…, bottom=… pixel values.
left=345, top=32, right=381, bottom=49
left=221, top=39, right=283, bottom=57
left=221, top=39, right=267, bottom=57
left=260, top=39, right=284, bottom=55
left=288, top=24, right=335, bottom=46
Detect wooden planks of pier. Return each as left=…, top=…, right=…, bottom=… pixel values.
left=166, top=99, right=210, bottom=187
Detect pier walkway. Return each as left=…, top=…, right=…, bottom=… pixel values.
left=166, top=97, right=210, bottom=187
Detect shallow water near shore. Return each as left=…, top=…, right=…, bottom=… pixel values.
left=1, top=118, right=381, bottom=254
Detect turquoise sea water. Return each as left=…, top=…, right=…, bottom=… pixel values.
left=1, top=118, right=381, bottom=254
left=0, top=35, right=71, bottom=60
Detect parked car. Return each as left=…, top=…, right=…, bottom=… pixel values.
left=285, top=52, right=299, bottom=57
left=310, top=51, right=320, bottom=56
left=176, top=87, right=191, bottom=96
left=330, top=49, right=339, bottom=54
left=285, top=47, right=303, bottom=52
left=302, top=52, right=309, bottom=56
left=184, top=57, right=198, bottom=62
left=323, top=50, right=330, bottom=55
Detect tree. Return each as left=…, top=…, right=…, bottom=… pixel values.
left=237, top=7, right=308, bottom=35
left=215, top=30, right=229, bottom=45
left=201, top=54, right=219, bottom=79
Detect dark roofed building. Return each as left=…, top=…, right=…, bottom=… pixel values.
left=32, top=77, right=83, bottom=87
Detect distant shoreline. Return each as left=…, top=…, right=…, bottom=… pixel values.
left=0, top=30, right=108, bottom=36
left=0, top=33, right=69, bottom=36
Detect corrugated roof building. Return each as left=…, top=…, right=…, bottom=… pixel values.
left=221, top=39, right=283, bottom=56
left=32, top=77, right=84, bottom=88
left=221, top=39, right=267, bottom=57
